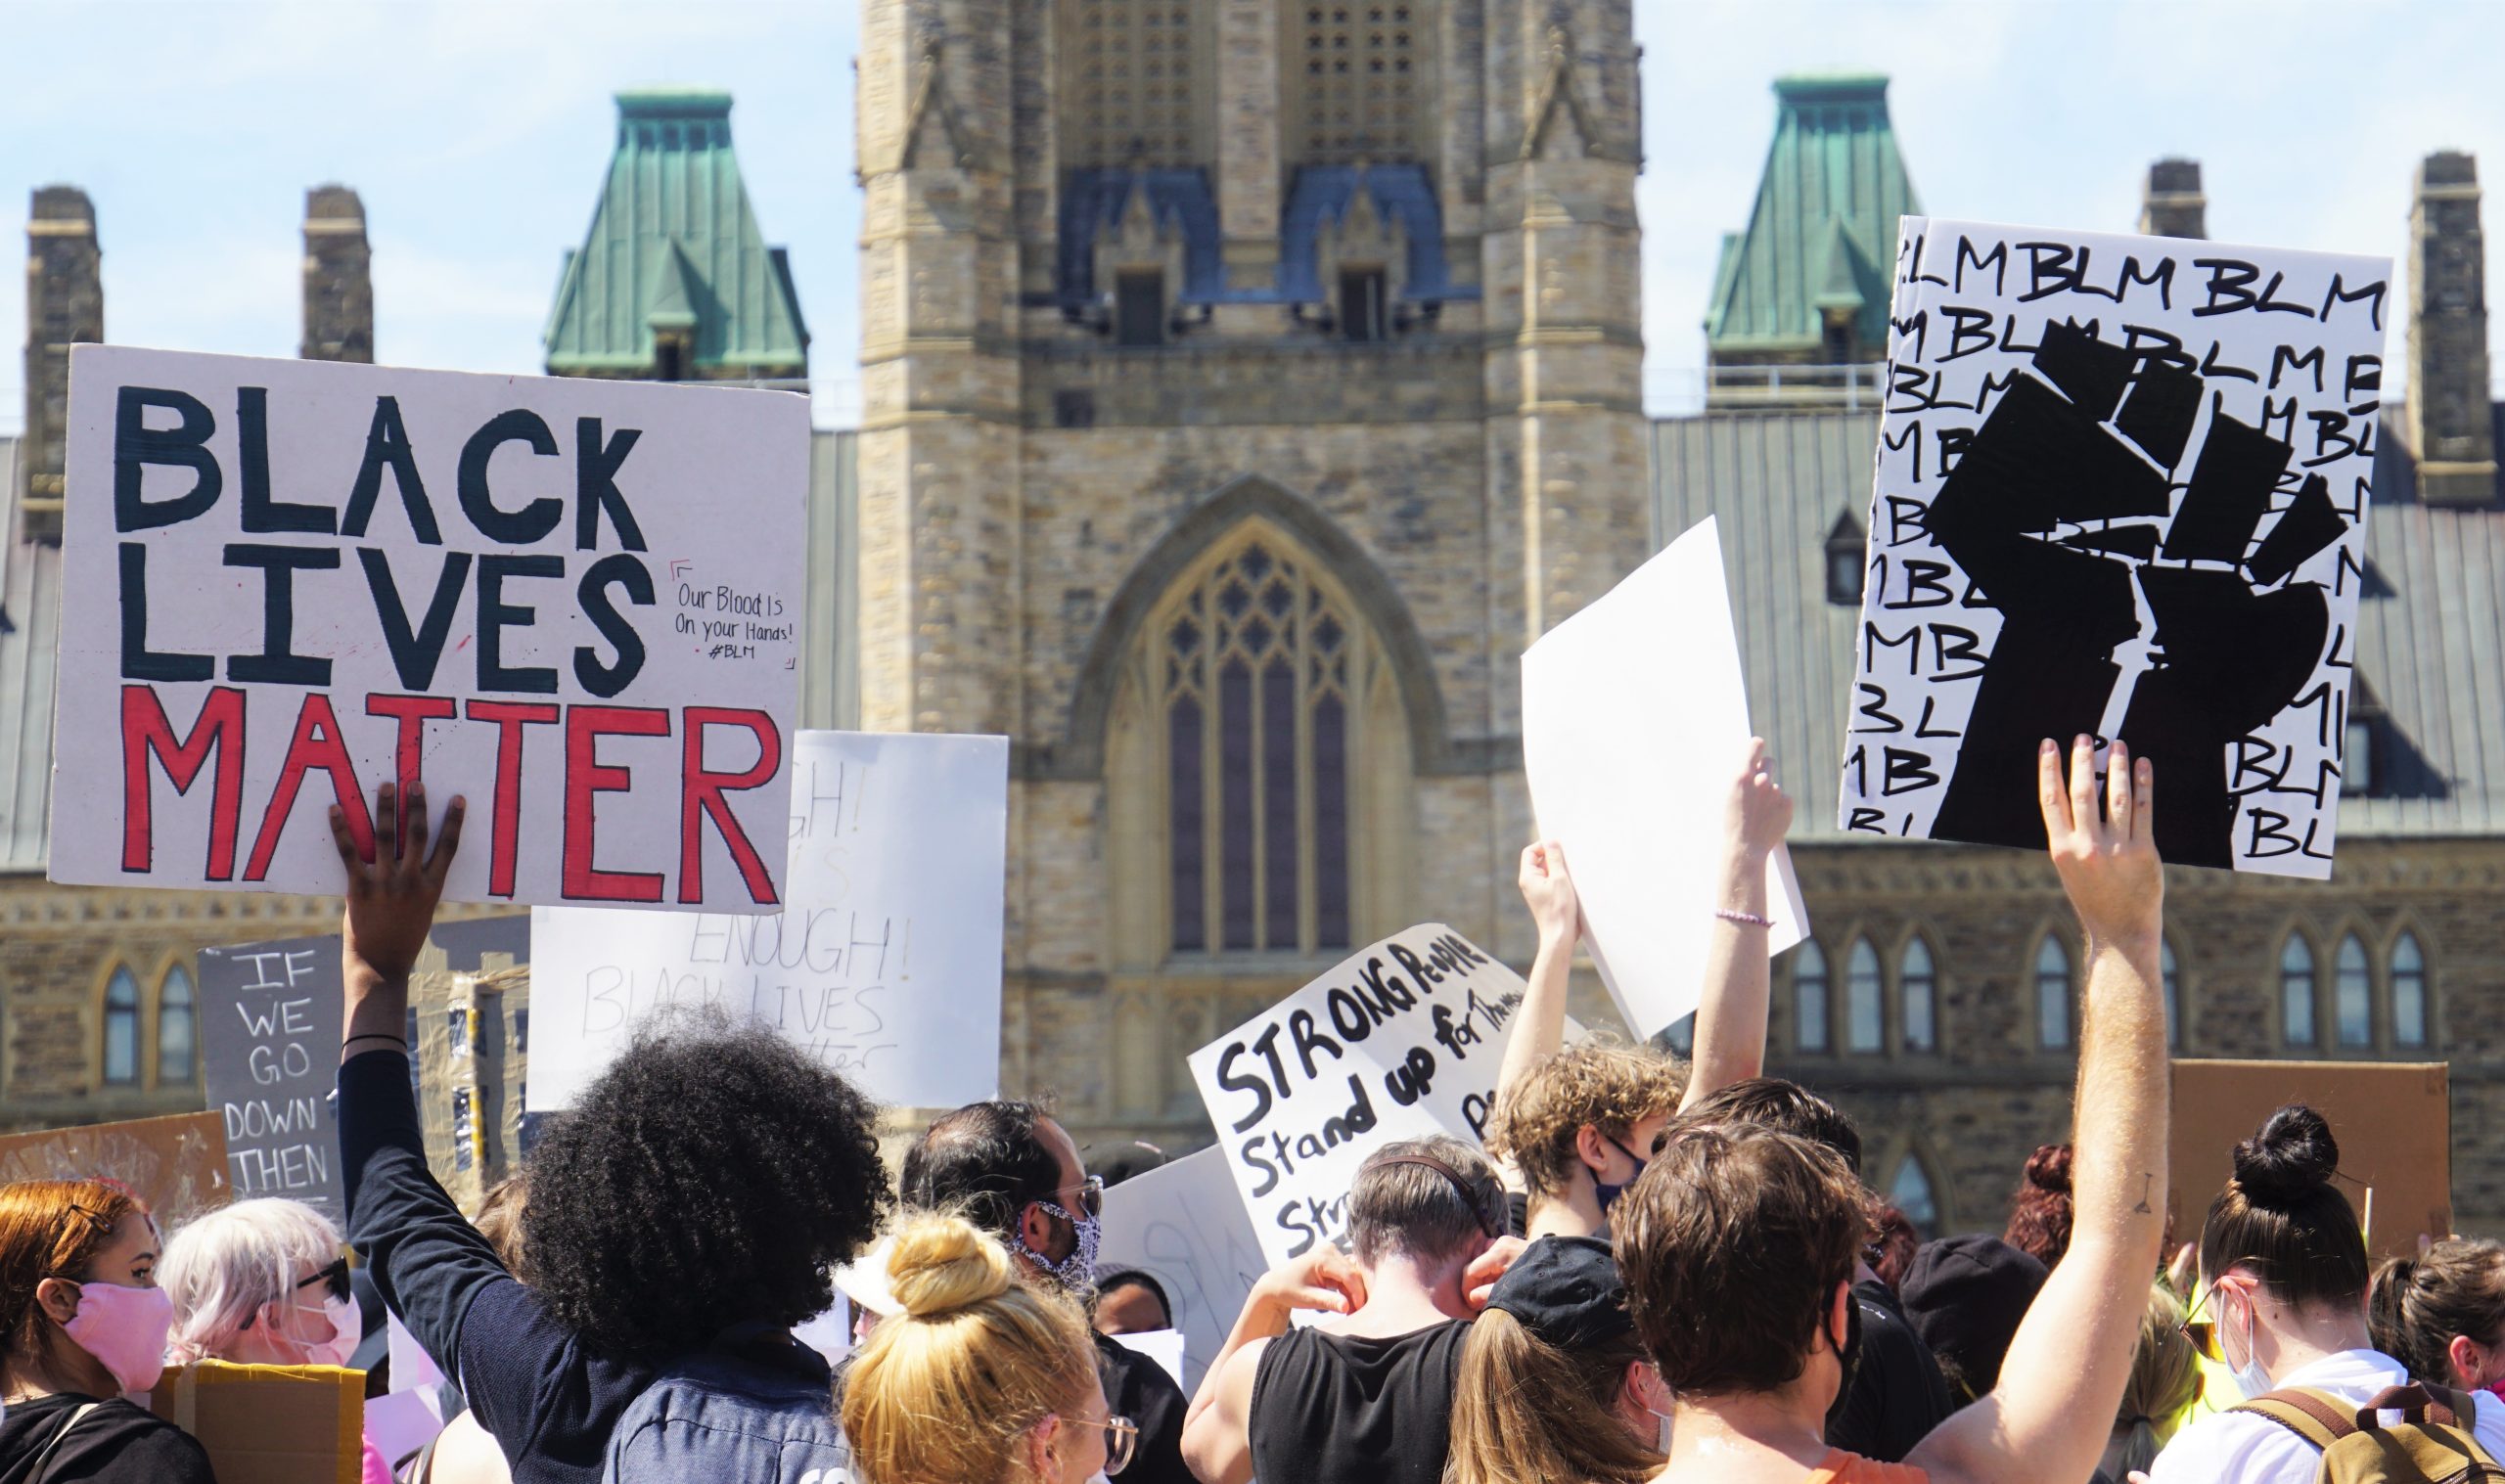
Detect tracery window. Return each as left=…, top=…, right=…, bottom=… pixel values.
left=1845, top=938, right=1883, bottom=1054
left=2281, top=935, right=2318, bottom=1048
left=1289, top=2, right=1431, bottom=162
left=1899, top=937, right=1936, bottom=1053
left=1793, top=940, right=1830, bottom=1054
left=2391, top=933, right=2428, bottom=1049
left=1161, top=536, right=1358, bottom=955
left=1064, top=0, right=1207, bottom=168
left=2035, top=937, right=2072, bottom=1051
left=102, top=967, right=141, bottom=1086
left=1889, top=1154, right=1940, bottom=1238
left=158, top=965, right=197, bottom=1086
left=2334, top=933, right=2372, bottom=1049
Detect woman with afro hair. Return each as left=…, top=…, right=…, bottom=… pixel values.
left=326, top=781, right=894, bottom=1484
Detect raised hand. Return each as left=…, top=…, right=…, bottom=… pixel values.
left=1726, top=737, right=1793, bottom=861
left=2037, top=735, right=2160, bottom=955
left=332, top=779, right=465, bottom=990
left=1517, top=841, right=1580, bottom=947
left=1462, top=1235, right=1527, bottom=1312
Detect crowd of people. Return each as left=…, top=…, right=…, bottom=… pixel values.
left=0, top=740, right=2500, bottom=1484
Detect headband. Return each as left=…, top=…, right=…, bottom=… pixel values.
left=1370, top=1153, right=1504, bottom=1238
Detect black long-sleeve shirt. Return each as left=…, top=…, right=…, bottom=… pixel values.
left=339, top=1049, right=657, bottom=1484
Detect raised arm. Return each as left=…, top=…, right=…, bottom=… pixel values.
left=1678, top=738, right=1793, bottom=1110
left=1180, top=1247, right=1366, bottom=1484
left=1493, top=841, right=1579, bottom=1116
left=1911, top=737, right=2167, bottom=1484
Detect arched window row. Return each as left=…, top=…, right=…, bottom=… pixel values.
left=1788, top=932, right=1944, bottom=1057
left=2279, top=926, right=2433, bottom=1054
left=97, top=958, right=199, bottom=1091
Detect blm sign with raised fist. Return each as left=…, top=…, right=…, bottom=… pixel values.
left=1840, top=219, right=2391, bottom=876
left=51, top=346, right=807, bottom=910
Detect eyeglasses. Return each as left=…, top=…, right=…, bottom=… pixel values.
left=2178, top=1273, right=2240, bottom=1366
left=1068, top=1175, right=1105, bottom=1220
left=295, top=1257, right=351, bottom=1305
left=1065, top=1414, right=1137, bottom=1476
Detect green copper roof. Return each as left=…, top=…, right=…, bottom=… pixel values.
left=1706, top=74, right=1919, bottom=357
left=544, top=89, right=808, bottom=377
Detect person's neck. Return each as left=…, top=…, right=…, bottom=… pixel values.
left=4, top=1341, right=117, bottom=1404
left=2263, top=1303, right=2377, bottom=1381
left=1527, top=1177, right=1606, bottom=1240
left=1339, top=1252, right=1467, bottom=1335
left=1662, top=1386, right=1832, bottom=1477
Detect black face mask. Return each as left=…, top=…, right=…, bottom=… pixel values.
left=1592, top=1134, right=1649, bottom=1219
left=1832, top=1286, right=1865, bottom=1396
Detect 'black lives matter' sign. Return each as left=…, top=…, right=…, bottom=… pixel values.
left=1841, top=218, right=2390, bottom=876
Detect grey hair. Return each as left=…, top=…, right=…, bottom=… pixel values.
left=159, top=1198, right=342, bottom=1365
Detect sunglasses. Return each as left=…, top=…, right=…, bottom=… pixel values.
left=1063, top=1176, right=1106, bottom=1221
left=1066, top=1414, right=1137, bottom=1476
left=2178, top=1273, right=2242, bottom=1366
left=295, top=1256, right=351, bottom=1305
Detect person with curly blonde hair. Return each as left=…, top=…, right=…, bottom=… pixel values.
left=1489, top=739, right=1794, bottom=1239
left=842, top=1213, right=1128, bottom=1484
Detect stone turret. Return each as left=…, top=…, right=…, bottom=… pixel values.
left=2139, top=158, right=2207, bottom=240
left=300, top=185, right=374, bottom=363
left=2409, top=151, right=2496, bottom=506
left=21, top=186, right=101, bottom=542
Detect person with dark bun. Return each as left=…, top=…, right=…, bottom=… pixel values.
left=2004, top=1144, right=2074, bottom=1268
left=1614, top=737, right=2172, bottom=1484
left=2371, top=1238, right=2505, bottom=1393
left=2149, top=1108, right=2505, bottom=1480
left=326, top=781, right=894, bottom=1484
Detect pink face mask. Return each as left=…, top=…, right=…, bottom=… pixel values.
left=302, top=1295, right=360, bottom=1370
left=62, top=1282, right=174, bottom=1395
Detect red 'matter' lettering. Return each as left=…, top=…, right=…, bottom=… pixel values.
left=120, top=685, right=247, bottom=878
left=466, top=699, right=561, bottom=899
left=246, top=693, right=373, bottom=880
left=562, top=705, right=668, bottom=903
left=679, top=707, right=783, bottom=906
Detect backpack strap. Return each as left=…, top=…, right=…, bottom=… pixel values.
left=19, top=1402, right=103, bottom=1484
left=2231, top=1387, right=2360, bottom=1453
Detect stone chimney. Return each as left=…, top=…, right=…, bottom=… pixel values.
left=301, top=185, right=373, bottom=362
left=2139, top=158, right=2207, bottom=240
left=2410, top=152, right=2496, bottom=506
left=22, top=186, right=101, bottom=541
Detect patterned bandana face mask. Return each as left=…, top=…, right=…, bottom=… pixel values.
left=1016, top=1199, right=1103, bottom=1293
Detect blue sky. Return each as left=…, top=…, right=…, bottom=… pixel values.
left=3, top=0, right=2499, bottom=430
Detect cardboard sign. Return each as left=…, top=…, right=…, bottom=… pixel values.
left=2168, top=1058, right=2449, bottom=1265
left=51, top=345, right=808, bottom=910
left=1098, top=1147, right=1268, bottom=1394
left=1186, top=924, right=1534, bottom=1267
left=1841, top=220, right=2391, bottom=876
left=1522, top=516, right=1809, bottom=1038
left=0, top=1111, right=229, bottom=1231
left=528, top=730, right=1009, bottom=1110
left=148, top=1360, right=364, bottom=1484
left=198, top=918, right=528, bottom=1225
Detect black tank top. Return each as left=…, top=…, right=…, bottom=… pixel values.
left=1248, top=1320, right=1470, bottom=1484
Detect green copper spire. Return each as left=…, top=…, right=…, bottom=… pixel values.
left=544, top=88, right=808, bottom=380
left=1706, top=74, right=1919, bottom=364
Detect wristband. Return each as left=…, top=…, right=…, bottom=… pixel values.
left=1714, top=909, right=1773, bottom=929
left=343, top=1033, right=409, bottom=1053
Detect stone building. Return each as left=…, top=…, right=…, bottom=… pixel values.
left=5, top=44, right=2503, bottom=1240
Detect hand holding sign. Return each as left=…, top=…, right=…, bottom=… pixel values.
left=334, top=777, right=465, bottom=1056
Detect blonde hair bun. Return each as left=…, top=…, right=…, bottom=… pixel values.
left=886, top=1213, right=1014, bottom=1319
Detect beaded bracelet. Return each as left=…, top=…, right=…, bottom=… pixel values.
left=1714, top=909, right=1774, bottom=928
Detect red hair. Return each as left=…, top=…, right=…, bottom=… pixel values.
left=2003, top=1145, right=2073, bottom=1268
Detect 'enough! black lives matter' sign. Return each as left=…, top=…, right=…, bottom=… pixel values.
left=1840, top=218, right=2391, bottom=876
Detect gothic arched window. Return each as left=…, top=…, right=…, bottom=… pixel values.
left=2035, top=937, right=2072, bottom=1051
left=1845, top=938, right=1883, bottom=1054
left=2391, top=933, right=2428, bottom=1049
left=1899, top=937, right=1936, bottom=1053
left=158, top=965, right=197, bottom=1086
left=1889, top=1153, right=1940, bottom=1238
left=2281, top=935, right=2318, bottom=1048
left=1793, top=940, right=1830, bottom=1054
left=2334, top=933, right=2372, bottom=1049
left=1160, top=534, right=1362, bottom=955
left=102, top=967, right=141, bottom=1086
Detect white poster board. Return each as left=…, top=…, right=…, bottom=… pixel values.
left=1097, top=1147, right=1267, bottom=1394
left=51, top=345, right=806, bottom=910
left=1841, top=219, right=2390, bottom=876
left=1186, top=924, right=1534, bottom=1268
left=527, top=730, right=1008, bottom=1110
left=1521, top=517, right=1808, bottom=1038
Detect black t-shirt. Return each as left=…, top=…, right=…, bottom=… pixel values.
left=1825, top=1279, right=1957, bottom=1463
left=0, top=1394, right=215, bottom=1484
left=1249, top=1321, right=1469, bottom=1484
left=1094, top=1329, right=1191, bottom=1484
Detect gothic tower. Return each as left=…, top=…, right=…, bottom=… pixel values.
left=2139, top=157, right=2207, bottom=240
left=854, top=0, right=1648, bottom=1141
left=21, top=186, right=101, bottom=541
left=2409, top=151, right=2496, bottom=506
left=299, top=185, right=374, bottom=363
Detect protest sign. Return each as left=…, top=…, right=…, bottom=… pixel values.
left=527, top=730, right=1009, bottom=1110
left=1522, top=516, right=1809, bottom=1038
left=2170, top=1058, right=2449, bottom=1265
left=51, top=345, right=808, bottom=910
left=1098, top=1147, right=1267, bottom=1393
left=1840, top=220, right=2391, bottom=876
left=1112, top=1328, right=1188, bottom=1391
left=199, top=918, right=527, bottom=1225
left=0, top=1111, right=228, bottom=1231
left=1187, top=924, right=1536, bottom=1267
